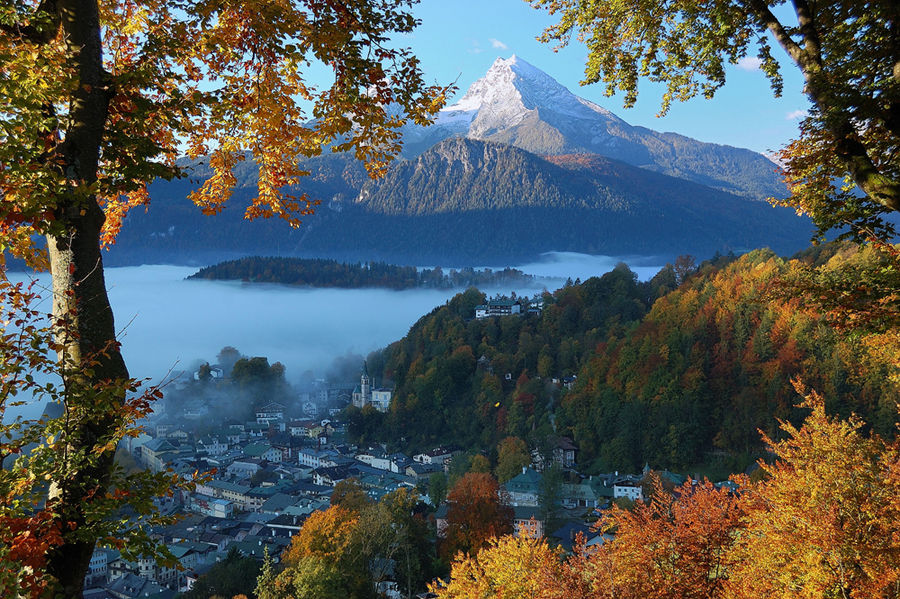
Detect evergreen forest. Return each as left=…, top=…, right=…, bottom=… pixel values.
left=188, top=257, right=534, bottom=290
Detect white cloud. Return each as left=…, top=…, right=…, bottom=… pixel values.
left=489, top=38, right=508, bottom=50
left=737, top=56, right=762, bottom=71
left=785, top=109, right=808, bottom=120
left=467, top=39, right=484, bottom=54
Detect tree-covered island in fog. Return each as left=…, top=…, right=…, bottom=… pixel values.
left=188, top=257, right=536, bottom=290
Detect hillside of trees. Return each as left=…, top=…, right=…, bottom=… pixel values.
left=349, top=245, right=897, bottom=474
left=431, top=391, right=900, bottom=599
left=188, top=257, right=535, bottom=290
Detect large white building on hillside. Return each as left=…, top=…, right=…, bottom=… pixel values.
left=475, top=299, right=521, bottom=319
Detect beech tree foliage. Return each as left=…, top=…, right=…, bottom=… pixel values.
left=0, top=0, right=446, bottom=257
left=432, top=533, right=561, bottom=599
left=0, top=0, right=446, bottom=595
left=264, top=488, right=433, bottom=599
left=441, top=472, right=514, bottom=559
left=727, top=382, right=900, bottom=599
left=432, top=385, right=900, bottom=599
left=495, top=436, right=531, bottom=483
left=590, top=478, right=745, bottom=599
left=529, top=0, right=899, bottom=242
left=0, top=278, right=181, bottom=598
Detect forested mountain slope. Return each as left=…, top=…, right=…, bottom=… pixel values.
left=560, top=249, right=896, bottom=471
left=107, top=140, right=811, bottom=265
left=354, top=246, right=896, bottom=473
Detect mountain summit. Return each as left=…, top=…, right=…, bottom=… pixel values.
left=403, top=56, right=785, bottom=199
left=447, top=55, right=626, bottom=139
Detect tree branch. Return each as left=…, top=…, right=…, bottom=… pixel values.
left=833, top=134, right=900, bottom=212
left=749, top=0, right=900, bottom=214
left=884, top=16, right=900, bottom=138
left=746, top=0, right=808, bottom=69
left=792, top=0, right=823, bottom=65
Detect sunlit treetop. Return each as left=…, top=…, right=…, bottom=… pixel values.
left=0, top=0, right=449, bottom=259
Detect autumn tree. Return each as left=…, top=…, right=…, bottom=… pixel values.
left=181, top=546, right=260, bottom=599
left=0, top=0, right=446, bottom=595
left=469, top=453, right=492, bottom=474
left=441, top=472, right=514, bottom=559
left=0, top=278, right=180, bottom=598
left=495, top=436, right=531, bottom=483
left=432, top=533, right=563, bottom=599
left=530, top=0, right=899, bottom=241
left=446, top=451, right=491, bottom=486
left=273, top=505, right=370, bottom=599
left=232, top=356, right=291, bottom=406
left=727, top=382, right=900, bottom=599
left=330, top=477, right=372, bottom=513
left=358, top=488, right=433, bottom=598
left=560, top=477, right=745, bottom=599
left=216, top=346, right=242, bottom=377
left=672, top=255, right=696, bottom=286
left=269, top=489, right=432, bottom=599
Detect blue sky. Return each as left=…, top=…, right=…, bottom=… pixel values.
left=400, top=0, right=811, bottom=156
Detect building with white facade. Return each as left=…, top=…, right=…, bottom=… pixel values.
left=351, top=363, right=392, bottom=412
left=370, top=388, right=392, bottom=412
left=613, top=481, right=644, bottom=502
left=255, top=402, right=285, bottom=425
left=475, top=299, right=521, bottom=319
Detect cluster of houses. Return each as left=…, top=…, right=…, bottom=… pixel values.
left=90, top=394, right=668, bottom=598
left=82, top=371, right=726, bottom=599
left=84, top=396, right=468, bottom=598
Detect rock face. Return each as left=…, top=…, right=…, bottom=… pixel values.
left=402, top=55, right=786, bottom=200
left=349, top=137, right=810, bottom=260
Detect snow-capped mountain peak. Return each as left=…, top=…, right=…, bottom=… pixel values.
left=398, top=56, right=785, bottom=199
left=401, top=55, right=626, bottom=153
left=451, top=55, right=529, bottom=112
left=436, top=55, right=624, bottom=139
left=443, top=54, right=615, bottom=118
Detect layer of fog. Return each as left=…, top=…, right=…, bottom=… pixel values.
left=5, top=252, right=662, bottom=420
left=510, top=251, right=665, bottom=285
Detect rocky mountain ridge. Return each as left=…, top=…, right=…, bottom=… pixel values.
left=402, top=55, right=786, bottom=200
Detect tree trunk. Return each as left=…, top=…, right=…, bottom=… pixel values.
left=41, top=0, right=127, bottom=596
left=44, top=198, right=128, bottom=599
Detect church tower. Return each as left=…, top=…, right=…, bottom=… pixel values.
left=360, top=361, right=371, bottom=405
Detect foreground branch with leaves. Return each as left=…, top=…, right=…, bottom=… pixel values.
left=0, top=277, right=184, bottom=598
left=530, top=0, right=899, bottom=242
left=0, top=0, right=446, bottom=594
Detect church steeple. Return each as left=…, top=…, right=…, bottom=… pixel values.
left=361, top=361, right=370, bottom=403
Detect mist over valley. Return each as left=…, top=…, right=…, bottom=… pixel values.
left=8, top=252, right=664, bottom=400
